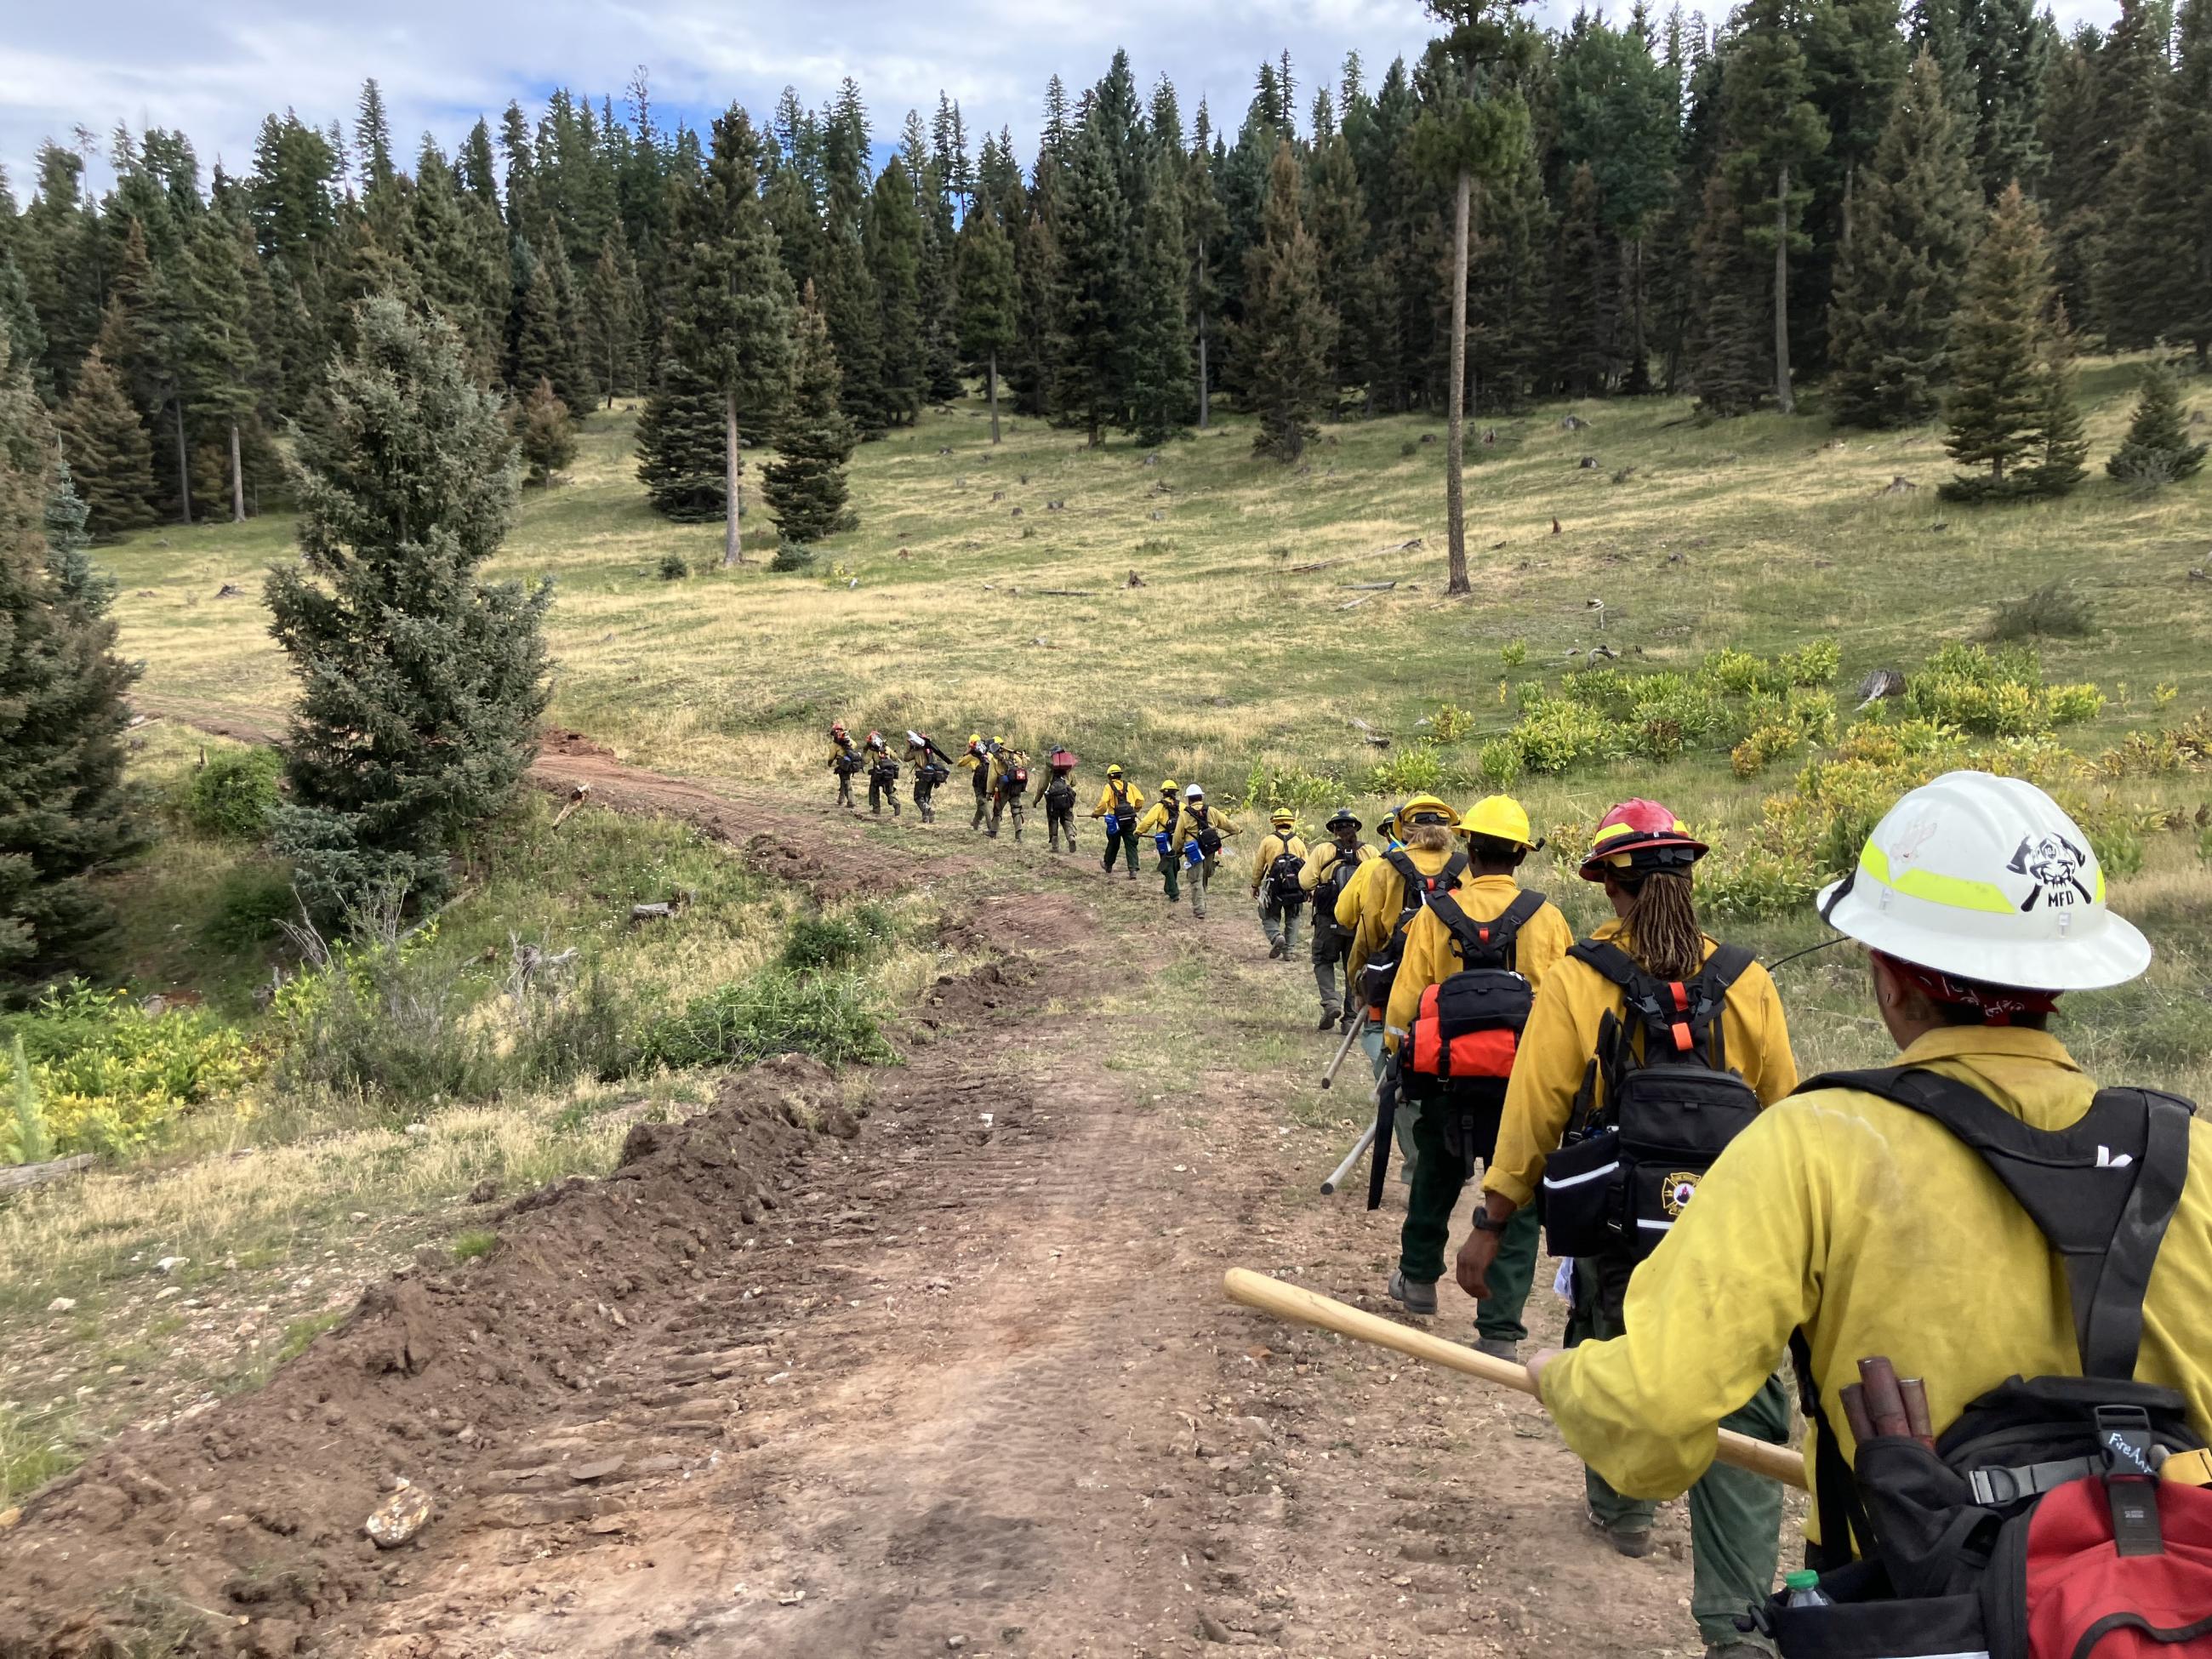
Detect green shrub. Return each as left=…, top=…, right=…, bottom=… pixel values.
left=202, top=865, right=296, bottom=951
left=1500, top=640, right=1529, bottom=670
left=1511, top=696, right=1617, bottom=774
left=451, top=1229, right=499, bottom=1262
left=1989, top=579, right=2095, bottom=641
left=183, top=747, right=282, bottom=841
left=9, top=1035, right=48, bottom=1165
left=634, top=968, right=893, bottom=1072
left=658, top=550, right=690, bottom=581
left=770, top=541, right=816, bottom=573
left=0, top=985, right=255, bottom=1159
left=1777, top=639, right=1842, bottom=687
left=1902, top=642, right=2103, bottom=736
left=1241, top=761, right=1341, bottom=811
left=1476, top=738, right=1522, bottom=790
left=1360, top=744, right=1451, bottom=798
left=780, top=904, right=898, bottom=973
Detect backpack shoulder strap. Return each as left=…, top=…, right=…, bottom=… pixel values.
left=1433, top=890, right=1545, bottom=971
left=1797, top=1066, right=2197, bottom=1379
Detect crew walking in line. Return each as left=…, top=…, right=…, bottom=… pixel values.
left=829, top=721, right=863, bottom=810
left=908, top=733, right=949, bottom=823
left=864, top=731, right=901, bottom=818
left=1038, top=746, right=1080, bottom=852
left=1377, top=795, right=1570, bottom=1360
left=1338, top=795, right=1474, bottom=1180
left=1093, top=766, right=1144, bottom=880
left=1504, top=773, right=2212, bottom=1656
left=1135, top=781, right=1182, bottom=903
left=958, top=734, right=992, bottom=830
left=1457, top=798, right=1797, bottom=1656
left=1302, top=809, right=1376, bottom=1031
left=1251, top=809, right=1309, bottom=959
left=1170, top=785, right=1236, bottom=919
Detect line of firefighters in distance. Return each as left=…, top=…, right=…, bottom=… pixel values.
left=834, top=710, right=2212, bottom=1659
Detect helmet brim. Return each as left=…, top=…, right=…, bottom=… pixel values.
left=1578, top=835, right=1708, bottom=881
left=1816, top=877, right=2152, bottom=991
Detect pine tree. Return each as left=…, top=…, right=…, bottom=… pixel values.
left=55, top=349, right=157, bottom=537
left=265, top=296, right=550, bottom=920
left=180, top=211, right=262, bottom=522
left=1304, top=126, right=1370, bottom=402
left=1126, top=154, right=1194, bottom=445
left=1466, top=140, right=1553, bottom=413
left=2103, top=0, right=2212, bottom=363
left=582, top=235, right=641, bottom=407
left=2026, top=306, right=2089, bottom=496
left=1183, top=142, right=1229, bottom=429
left=955, top=202, right=1018, bottom=442
left=1235, top=140, right=1337, bottom=463
left=1941, top=184, right=2070, bottom=499
left=635, top=359, right=731, bottom=521
left=1827, top=51, right=1979, bottom=428
left=762, top=282, right=858, bottom=544
left=1689, top=168, right=1769, bottom=417
left=1550, top=163, right=1618, bottom=396
left=1719, top=0, right=1829, bottom=415
left=864, top=157, right=926, bottom=425
left=355, top=78, right=397, bottom=197
left=2107, top=359, right=2209, bottom=484
left=1052, top=124, right=1131, bottom=446
left=0, top=325, right=140, bottom=993
left=42, top=462, right=113, bottom=616
left=662, top=106, right=795, bottom=565
left=1963, top=0, right=2048, bottom=197
left=518, top=378, right=577, bottom=486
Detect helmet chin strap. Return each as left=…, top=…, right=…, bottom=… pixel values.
left=1817, top=862, right=1859, bottom=925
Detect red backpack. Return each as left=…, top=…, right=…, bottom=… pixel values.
left=1755, top=1066, right=2212, bottom=1659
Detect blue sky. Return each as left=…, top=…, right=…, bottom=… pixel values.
left=3, top=0, right=2128, bottom=202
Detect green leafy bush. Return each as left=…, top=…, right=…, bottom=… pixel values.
left=1989, top=579, right=2095, bottom=641
left=1510, top=695, right=1617, bottom=774
left=202, top=865, right=297, bottom=950
left=781, top=904, right=898, bottom=973
left=633, top=969, right=893, bottom=1073
left=183, top=747, right=282, bottom=841
left=1361, top=745, right=1452, bottom=799
left=770, top=541, right=816, bottom=573
left=1500, top=640, right=1529, bottom=670
left=1476, top=738, right=1522, bottom=790
left=1901, top=643, right=2102, bottom=736
left=658, top=550, right=690, bottom=581
left=1241, top=761, right=1341, bottom=811
left=0, top=986, right=255, bottom=1159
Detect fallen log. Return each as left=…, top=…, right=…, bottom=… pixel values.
left=0, top=1154, right=96, bottom=1195
left=1288, top=556, right=1345, bottom=574
left=1337, top=595, right=1373, bottom=611
left=1031, top=588, right=1098, bottom=596
left=1343, top=580, right=1398, bottom=591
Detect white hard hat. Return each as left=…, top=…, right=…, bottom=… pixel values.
left=1816, top=770, right=2149, bottom=991
left=1185, top=784, right=1204, bottom=800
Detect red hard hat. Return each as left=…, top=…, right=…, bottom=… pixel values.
left=1579, top=798, right=1708, bottom=882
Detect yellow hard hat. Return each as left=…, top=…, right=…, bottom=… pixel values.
left=967, top=733, right=983, bottom=746
left=1271, top=807, right=1295, bottom=826
left=1460, top=795, right=1539, bottom=849
left=1160, top=778, right=1178, bottom=793
left=1107, top=764, right=1124, bottom=778
left=1395, top=794, right=1461, bottom=831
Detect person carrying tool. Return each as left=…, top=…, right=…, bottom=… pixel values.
left=1170, top=785, right=1237, bottom=919
left=1037, top=747, right=1081, bottom=852
left=1135, top=780, right=1182, bottom=903
left=957, top=734, right=992, bottom=830
left=1455, top=797, right=1796, bottom=1657
left=864, top=731, right=901, bottom=818
left=828, top=721, right=863, bottom=810
left=1377, top=795, right=1571, bottom=1360
left=908, top=733, right=950, bottom=823
left=1302, top=809, right=1376, bottom=1031
left=1251, top=809, right=1310, bottom=959
left=1508, top=773, right=2212, bottom=1659
left=1092, top=766, right=1145, bottom=879
left=989, top=742, right=1029, bottom=841
left=1338, top=795, right=1475, bottom=1180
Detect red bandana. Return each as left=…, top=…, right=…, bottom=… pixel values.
left=1873, top=952, right=2061, bottom=1027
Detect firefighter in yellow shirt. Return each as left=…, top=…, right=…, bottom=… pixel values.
left=1092, top=766, right=1145, bottom=880
left=955, top=735, right=991, bottom=830
left=1250, top=809, right=1309, bottom=959
left=1456, top=798, right=1796, bottom=1657
left=1134, top=781, right=1182, bottom=903
left=1517, top=774, right=2212, bottom=1639
left=1301, top=809, right=1375, bottom=1031
left=1168, top=785, right=1236, bottom=919
left=1377, top=797, right=1572, bottom=1360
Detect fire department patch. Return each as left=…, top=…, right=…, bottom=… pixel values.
left=1661, top=1172, right=1700, bottom=1217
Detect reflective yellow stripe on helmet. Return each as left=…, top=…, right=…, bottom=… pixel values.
left=1860, top=841, right=2017, bottom=915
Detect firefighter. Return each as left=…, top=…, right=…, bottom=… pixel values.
left=864, top=731, right=900, bottom=817
left=1301, top=808, right=1376, bottom=1032
left=1377, top=795, right=1571, bottom=1359
left=957, top=734, right=992, bottom=830
left=1457, top=798, right=1797, bottom=1656
left=1093, top=766, right=1145, bottom=880
left=908, top=734, right=949, bottom=823
left=828, top=721, right=863, bottom=809
left=1250, top=809, right=1309, bottom=959
left=1037, top=749, right=1081, bottom=852
left=1134, top=780, right=1182, bottom=903
left=1169, top=785, right=1237, bottom=919
left=988, top=742, right=1029, bottom=841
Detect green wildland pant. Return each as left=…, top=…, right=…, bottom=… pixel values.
left=1572, top=1251, right=1788, bottom=1652
left=1260, top=897, right=1303, bottom=954
left=1158, top=851, right=1181, bottom=901
left=1188, top=855, right=1214, bottom=916
left=1103, top=823, right=1140, bottom=873
left=1397, top=1108, right=1540, bottom=1343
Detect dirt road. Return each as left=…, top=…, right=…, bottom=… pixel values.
left=2, top=726, right=1751, bottom=1657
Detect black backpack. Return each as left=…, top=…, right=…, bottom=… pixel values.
left=1538, top=938, right=1762, bottom=1262
left=869, top=753, right=898, bottom=782
left=831, top=747, right=863, bottom=776
left=1189, top=806, right=1223, bottom=856
left=1314, top=846, right=1360, bottom=926
left=919, top=760, right=949, bottom=785
left=1754, top=1065, right=2208, bottom=1659
left=1046, top=775, right=1076, bottom=809
left=1267, top=847, right=1307, bottom=905
left=1357, top=847, right=1470, bottom=1011
left=1001, top=762, right=1029, bottom=796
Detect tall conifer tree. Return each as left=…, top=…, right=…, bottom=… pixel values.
left=1235, top=140, right=1337, bottom=462
left=56, top=349, right=158, bottom=536
left=955, top=202, right=1018, bottom=442
left=762, top=282, right=858, bottom=544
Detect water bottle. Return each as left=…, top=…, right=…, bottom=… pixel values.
left=1783, top=1570, right=1830, bottom=1610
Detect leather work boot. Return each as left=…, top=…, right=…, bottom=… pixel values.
left=1317, top=1009, right=1338, bottom=1031
left=1587, top=1506, right=1655, bottom=1559
left=1387, top=1271, right=1438, bottom=1316
left=1474, top=1336, right=1519, bottom=1363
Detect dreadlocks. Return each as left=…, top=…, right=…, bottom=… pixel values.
left=1617, top=869, right=1706, bottom=983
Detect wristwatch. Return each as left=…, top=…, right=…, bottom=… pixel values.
left=1471, top=1206, right=1512, bottom=1235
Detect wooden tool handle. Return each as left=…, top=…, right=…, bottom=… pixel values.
left=1223, top=1268, right=1806, bottom=1491
left=1858, top=1357, right=1913, bottom=1440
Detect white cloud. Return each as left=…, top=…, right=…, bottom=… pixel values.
left=4, top=0, right=2129, bottom=202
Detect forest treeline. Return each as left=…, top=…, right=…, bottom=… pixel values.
left=1, top=0, right=2208, bottom=545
